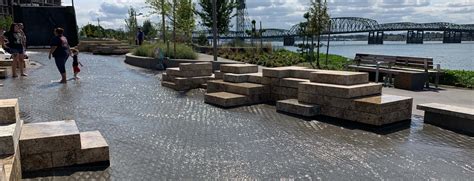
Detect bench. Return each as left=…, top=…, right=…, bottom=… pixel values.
left=349, top=53, right=441, bottom=90
left=417, top=103, right=474, bottom=136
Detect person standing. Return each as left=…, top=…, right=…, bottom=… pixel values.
left=49, top=28, right=71, bottom=83
left=18, top=23, right=28, bottom=67
left=1, top=23, right=27, bottom=77
left=136, top=28, right=144, bottom=45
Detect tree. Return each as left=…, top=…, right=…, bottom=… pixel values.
left=125, top=7, right=139, bottom=44
left=142, top=20, right=157, bottom=39
left=176, top=0, right=195, bottom=43
left=196, top=0, right=235, bottom=35
left=307, top=0, right=330, bottom=68
left=80, top=24, right=104, bottom=38
left=0, top=16, right=13, bottom=32
left=146, top=0, right=171, bottom=44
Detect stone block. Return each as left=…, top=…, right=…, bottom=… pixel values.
left=19, top=120, right=81, bottom=156
left=0, top=68, right=7, bottom=79
left=299, top=82, right=382, bottom=98
left=290, top=68, right=317, bottom=79
left=353, top=94, right=413, bottom=114
left=161, top=73, right=176, bottom=82
left=52, top=150, right=77, bottom=168
left=262, top=67, right=291, bottom=78
left=320, top=105, right=346, bottom=119
left=223, top=73, right=249, bottom=83
left=276, top=99, right=320, bottom=117
left=280, top=78, right=309, bottom=88
left=394, top=72, right=428, bottom=91
left=422, top=111, right=473, bottom=136
left=220, top=64, right=258, bottom=74
left=261, top=77, right=272, bottom=85
left=179, top=62, right=212, bottom=71
left=343, top=108, right=412, bottom=126
left=77, top=131, right=110, bottom=165
left=272, top=87, right=298, bottom=97
left=166, top=68, right=212, bottom=77
left=1, top=152, right=21, bottom=181
left=310, top=71, right=369, bottom=85
left=205, top=92, right=248, bottom=108
left=0, top=120, right=23, bottom=155
left=175, top=76, right=214, bottom=87
left=0, top=60, right=12, bottom=66
left=0, top=99, right=20, bottom=125
left=298, top=93, right=353, bottom=109
left=207, top=80, right=226, bottom=93
left=225, top=82, right=270, bottom=95
left=417, top=103, right=473, bottom=120
left=214, top=71, right=223, bottom=79
left=247, top=73, right=264, bottom=84
left=271, top=94, right=297, bottom=102
left=161, top=81, right=180, bottom=91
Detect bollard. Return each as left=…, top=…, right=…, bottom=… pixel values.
left=435, top=64, right=440, bottom=88
left=424, top=59, right=429, bottom=88
left=375, top=61, right=380, bottom=83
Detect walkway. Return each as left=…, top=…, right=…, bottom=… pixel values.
left=0, top=51, right=473, bottom=180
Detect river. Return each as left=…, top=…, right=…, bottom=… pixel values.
left=273, top=41, right=474, bottom=71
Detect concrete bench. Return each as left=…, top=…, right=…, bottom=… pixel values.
left=417, top=103, right=474, bottom=135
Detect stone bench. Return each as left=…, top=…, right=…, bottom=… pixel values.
left=417, top=103, right=474, bottom=135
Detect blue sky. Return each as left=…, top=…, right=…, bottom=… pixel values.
left=66, top=0, right=474, bottom=30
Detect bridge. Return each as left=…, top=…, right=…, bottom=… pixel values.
left=193, top=17, right=474, bottom=45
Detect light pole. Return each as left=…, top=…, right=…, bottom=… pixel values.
left=212, top=0, right=218, bottom=61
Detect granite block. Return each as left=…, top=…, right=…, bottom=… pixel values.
left=77, top=131, right=110, bottom=165
left=21, top=152, right=52, bottom=171
left=310, top=70, right=369, bottom=85
left=353, top=94, right=413, bottom=114
left=290, top=69, right=318, bottom=79
left=179, top=62, right=212, bottom=71
left=0, top=99, right=20, bottom=125
left=298, top=93, right=353, bottom=109
left=223, top=73, right=249, bottom=83
left=220, top=64, right=258, bottom=74
left=205, top=92, right=248, bottom=107
left=280, top=78, right=309, bottom=88
left=276, top=99, right=320, bottom=117
left=262, top=67, right=291, bottom=78
left=299, top=82, right=382, bottom=98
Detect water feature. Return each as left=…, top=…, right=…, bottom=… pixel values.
left=273, top=41, right=474, bottom=71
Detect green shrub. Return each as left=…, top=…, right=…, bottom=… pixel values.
left=435, top=70, right=474, bottom=88
left=132, top=42, right=197, bottom=60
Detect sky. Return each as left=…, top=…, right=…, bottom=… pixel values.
left=65, top=0, right=474, bottom=30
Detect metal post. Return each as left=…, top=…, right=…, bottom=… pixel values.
left=325, top=21, right=331, bottom=66
left=71, top=0, right=74, bottom=6
left=212, top=0, right=218, bottom=61
left=375, top=62, right=380, bottom=83
left=424, top=59, right=429, bottom=88
left=435, top=64, right=440, bottom=88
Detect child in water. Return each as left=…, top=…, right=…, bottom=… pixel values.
left=70, top=48, right=83, bottom=80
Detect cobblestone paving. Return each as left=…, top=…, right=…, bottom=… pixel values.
left=1, top=51, right=473, bottom=180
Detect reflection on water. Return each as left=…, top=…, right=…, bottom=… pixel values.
left=274, top=41, right=474, bottom=71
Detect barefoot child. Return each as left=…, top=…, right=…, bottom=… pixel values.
left=70, top=48, right=82, bottom=79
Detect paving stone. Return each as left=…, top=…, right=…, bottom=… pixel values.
left=77, top=131, right=110, bottom=165
left=205, top=92, right=248, bottom=108
left=310, top=70, right=369, bottom=85
left=19, top=120, right=81, bottom=156
left=0, top=120, right=23, bottom=155
left=353, top=94, right=413, bottom=114
left=276, top=99, right=320, bottom=117
left=280, top=78, right=310, bottom=88
left=179, top=62, right=212, bottom=71
left=0, top=99, right=20, bottom=125
left=220, top=64, right=258, bottom=74
left=299, top=82, right=382, bottom=98
left=223, top=73, right=249, bottom=83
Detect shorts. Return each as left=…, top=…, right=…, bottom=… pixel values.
left=73, top=66, right=80, bottom=73
left=54, top=55, right=68, bottom=74
left=5, top=47, right=24, bottom=54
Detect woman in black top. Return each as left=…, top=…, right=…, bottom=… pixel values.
left=49, top=28, right=71, bottom=83
left=1, top=23, right=27, bottom=77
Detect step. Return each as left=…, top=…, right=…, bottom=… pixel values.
left=179, top=62, right=212, bottom=71
left=220, top=64, right=258, bottom=74
left=310, top=70, right=369, bottom=85
left=223, top=73, right=250, bottom=83
left=247, top=73, right=264, bottom=84
left=263, top=66, right=307, bottom=78
left=166, top=67, right=213, bottom=77
left=77, top=131, right=110, bottom=165
left=353, top=94, right=413, bottom=114
left=276, top=99, right=320, bottom=117
left=205, top=92, right=248, bottom=108
left=280, top=78, right=310, bottom=88
left=19, top=120, right=81, bottom=171
left=207, top=80, right=269, bottom=95
left=0, top=99, right=20, bottom=125
left=0, top=120, right=23, bottom=155
left=299, top=82, right=382, bottom=99
left=290, top=68, right=318, bottom=79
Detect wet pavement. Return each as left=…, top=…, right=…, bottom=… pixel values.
left=0, top=51, right=473, bottom=180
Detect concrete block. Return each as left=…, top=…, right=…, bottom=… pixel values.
left=0, top=60, right=12, bottom=66
left=77, top=131, right=110, bottom=165
left=179, top=62, right=212, bottom=71
left=0, top=120, right=23, bottom=155
left=422, top=111, right=473, bottom=136
left=343, top=108, right=412, bottom=126
left=0, top=68, right=7, bottom=79
left=52, top=150, right=77, bottom=168
left=261, top=77, right=272, bottom=85
left=207, top=80, right=227, bottom=93
left=290, top=68, right=317, bottom=79
left=353, top=94, right=413, bottom=114
left=166, top=68, right=212, bottom=77
left=247, top=73, right=264, bottom=84
left=223, top=73, right=249, bottom=83
left=161, top=81, right=180, bottom=91
left=320, top=105, right=346, bottom=119
left=299, top=82, right=382, bottom=98
left=220, top=64, right=258, bottom=74
left=225, top=82, right=270, bottom=95
left=262, top=67, right=291, bottom=78
left=280, top=78, right=309, bottom=88
left=161, top=73, right=176, bottom=82
left=276, top=99, right=320, bottom=117
left=310, top=71, right=369, bottom=85
left=205, top=92, right=248, bottom=108
left=20, top=152, right=52, bottom=171
left=394, top=72, right=428, bottom=91
left=214, top=71, right=223, bottom=79
left=0, top=99, right=20, bottom=125
left=1, top=152, right=21, bottom=180
left=417, top=103, right=473, bottom=120
left=272, top=87, right=298, bottom=97
left=298, top=93, right=353, bottom=109
left=19, top=120, right=81, bottom=156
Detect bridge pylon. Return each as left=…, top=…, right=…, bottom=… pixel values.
left=443, top=30, right=462, bottom=43
left=368, top=31, right=384, bottom=44
left=407, top=30, right=424, bottom=44
left=283, top=36, right=295, bottom=46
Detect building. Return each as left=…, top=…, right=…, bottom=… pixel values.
left=1, top=0, right=61, bottom=17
